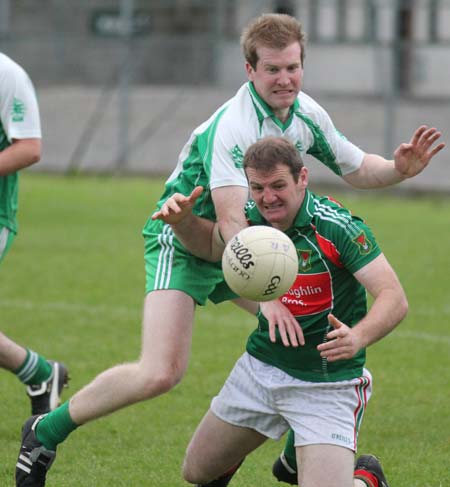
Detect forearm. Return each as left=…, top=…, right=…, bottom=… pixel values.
left=212, top=185, right=249, bottom=243
left=0, top=139, right=41, bottom=176
left=343, top=154, right=406, bottom=189
left=352, top=287, right=408, bottom=348
left=171, top=215, right=220, bottom=262
left=232, top=297, right=259, bottom=315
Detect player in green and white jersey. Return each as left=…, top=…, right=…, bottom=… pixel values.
left=175, top=136, right=406, bottom=487
left=16, top=14, right=443, bottom=486
left=0, top=52, right=68, bottom=416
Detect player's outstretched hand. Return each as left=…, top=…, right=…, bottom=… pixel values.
left=316, top=314, right=362, bottom=362
left=260, top=300, right=305, bottom=347
left=152, top=186, right=203, bottom=225
left=394, top=125, right=445, bottom=178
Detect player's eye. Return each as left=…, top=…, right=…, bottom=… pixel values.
left=251, top=185, right=263, bottom=192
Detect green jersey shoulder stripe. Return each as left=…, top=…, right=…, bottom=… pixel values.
left=295, top=110, right=342, bottom=176
left=202, top=106, right=229, bottom=180
left=313, top=200, right=361, bottom=239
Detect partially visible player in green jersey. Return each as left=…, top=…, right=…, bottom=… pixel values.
left=168, top=137, right=407, bottom=487
left=0, top=52, right=68, bottom=416
left=15, top=13, right=443, bottom=486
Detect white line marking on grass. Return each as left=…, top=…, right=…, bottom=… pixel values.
left=0, top=298, right=139, bottom=318
left=394, top=330, right=450, bottom=345
left=2, top=298, right=450, bottom=346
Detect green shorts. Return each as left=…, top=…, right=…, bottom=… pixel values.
left=0, top=226, right=15, bottom=264
left=143, top=219, right=237, bottom=305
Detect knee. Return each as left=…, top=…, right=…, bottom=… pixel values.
left=182, top=457, right=208, bottom=485
left=139, top=361, right=186, bottom=399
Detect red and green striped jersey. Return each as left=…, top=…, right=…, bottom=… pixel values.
left=245, top=189, right=381, bottom=382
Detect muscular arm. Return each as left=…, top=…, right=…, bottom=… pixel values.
left=343, top=125, right=445, bottom=189
left=211, top=186, right=249, bottom=243
left=0, top=138, right=41, bottom=176
left=175, top=184, right=250, bottom=260
left=170, top=211, right=220, bottom=261
left=155, top=185, right=249, bottom=262
left=317, top=253, right=408, bottom=361
left=351, top=253, right=408, bottom=347
left=343, top=154, right=404, bottom=189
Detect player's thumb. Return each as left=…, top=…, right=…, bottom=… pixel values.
left=190, top=186, right=204, bottom=203
left=327, top=313, right=342, bottom=329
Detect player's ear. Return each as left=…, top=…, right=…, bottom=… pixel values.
left=245, top=62, right=255, bottom=80
left=299, top=166, right=308, bottom=188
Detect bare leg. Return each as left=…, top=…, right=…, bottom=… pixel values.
left=183, top=409, right=268, bottom=484
left=296, top=444, right=355, bottom=487
left=0, top=331, right=27, bottom=370
left=69, top=290, right=195, bottom=424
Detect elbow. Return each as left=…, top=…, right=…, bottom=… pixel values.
left=29, top=152, right=41, bottom=166
left=23, top=139, right=41, bottom=167
left=398, top=293, right=409, bottom=322
left=29, top=141, right=42, bottom=165
left=31, top=150, right=41, bottom=164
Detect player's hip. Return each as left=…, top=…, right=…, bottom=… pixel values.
left=211, top=352, right=372, bottom=450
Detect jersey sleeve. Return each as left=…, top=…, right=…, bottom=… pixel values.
left=0, top=60, right=41, bottom=142
left=208, top=127, right=249, bottom=190
left=300, top=94, right=364, bottom=176
left=335, top=214, right=381, bottom=274
left=206, top=89, right=252, bottom=191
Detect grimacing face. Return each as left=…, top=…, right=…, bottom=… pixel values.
left=246, top=163, right=308, bottom=231
left=246, top=42, right=303, bottom=123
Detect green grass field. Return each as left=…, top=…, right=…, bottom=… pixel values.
left=1, top=174, right=449, bottom=486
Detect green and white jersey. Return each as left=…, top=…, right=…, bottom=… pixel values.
left=245, top=189, right=381, bottom=383
left=146, top=82, right=364, bottom=228
left=0, top=53, right=41, bottom=233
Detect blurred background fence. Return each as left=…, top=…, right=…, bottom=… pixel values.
left=1, top=0, right=449, bottom=191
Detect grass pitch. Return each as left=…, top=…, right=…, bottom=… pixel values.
left=1, top=173, right=449, bottom=486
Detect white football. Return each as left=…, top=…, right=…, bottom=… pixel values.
left=222, top=226, right=298, bottom=301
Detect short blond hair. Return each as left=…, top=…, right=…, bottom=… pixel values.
left=240, top=13, right=306, bottom=69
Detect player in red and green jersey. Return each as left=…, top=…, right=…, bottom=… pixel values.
left=244, top=189, right=381, bottom=384
left=156, top=137, right=405, bottom=487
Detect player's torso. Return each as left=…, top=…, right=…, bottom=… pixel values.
left=151, top=86, right=326, bottom=223
left=0, top=71, right=17, bottom=232
left=245, top=193, right=372, bottom=381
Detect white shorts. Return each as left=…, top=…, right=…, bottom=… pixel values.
left=211, top=352, right=372, bottom=451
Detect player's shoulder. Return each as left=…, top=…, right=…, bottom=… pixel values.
left=212, top=83, right=259, bottom=146
left=296, top=91, right=331, bottom=121
left=311, top=193, right=355, bottom=234
left=192, top=83, right=254, bottom=134
left=0, top=53, right=30, bottom=86
left=219, top=83, right=258, bottom=124
left=0, top=53, right=27, bottom=76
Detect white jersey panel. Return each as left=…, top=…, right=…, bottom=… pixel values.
left=166, top=82, right=365, bottom=195
left=207, top=83, right=365, bottom=191
left=295, top=92, right=364, bottom=175
left=0, top=53, right=41, bottom=142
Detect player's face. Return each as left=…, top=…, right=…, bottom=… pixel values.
left=246, top=42, right=303, bottom=123
left=247, top=163, right=308, bottom=231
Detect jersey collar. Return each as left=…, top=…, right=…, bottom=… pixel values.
left=245, top=189, right=315, bottom=232
left=247, top=82, right=299, bottom=131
